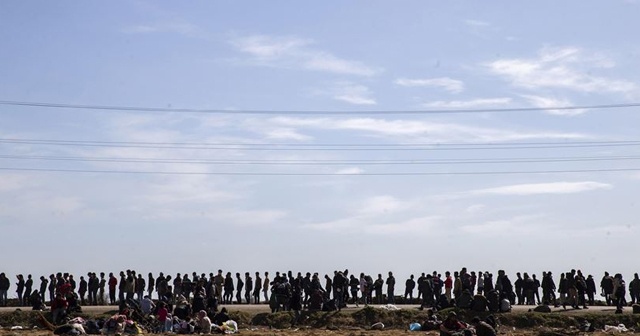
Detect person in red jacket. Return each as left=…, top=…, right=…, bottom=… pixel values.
left=51, top=293, right=68, bottom=324
left=108, top=273, right=117, bottom=305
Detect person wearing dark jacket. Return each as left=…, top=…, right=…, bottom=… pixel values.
left=405, top=275, right=416, bottom=300
left=0, top=273, right=9, bottom=307
left=16, top=274, right=25, bottom=306
left=586, top=275, right=597, bottom=305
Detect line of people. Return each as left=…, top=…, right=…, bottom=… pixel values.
left=1, top=269, right=639, bottom=312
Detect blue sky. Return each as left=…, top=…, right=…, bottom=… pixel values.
left=1, top=0, right=640, bottom=291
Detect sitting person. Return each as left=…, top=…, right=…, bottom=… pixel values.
left=30, top=290, right=45, bottom=310
left=51, top=293, right=68, bottom=324
left=140, top=295, right=155, bottom=315
left=471, top=316, right=497, bottom=336
left=422, top=309, right=442, bottom=331
left=456, top=289, right=473, bottom=309
left=213, top=307, right=230, bottom=326
left=471, top=294, right=488, bottom=312
left=195, top=310, right=212, bottom=334
left=102, top=315, right=127, bottom=335
left=440, top=312, right=469, bottom=336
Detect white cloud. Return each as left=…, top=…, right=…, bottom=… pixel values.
left=357, top=195, right=410, bottom=215
left=460, top=215, right=544, bottom=235
left=465, top=204, right=486, bottom=213
left=335, top=167, right=364, bottom=175
left=395, top=77, right=465, bottom=93
left=265, top=128, right=312, bottom=141
left=465, top=19, right=490, bottom=27
left=0, top=174, right=31, bottom=192
left=469, top=181, right=612, bottom=196
left=486, top=47, right=638, bottom=96
left=333, top=83, right=376, bottom=105
left=423, top=98, right=511, bottom=108
left=231, top=35, right=380, bottom=76
left=122, top=22, right=202, bottom=36
left=521, top=95, right=586, bottom=116
left=269, top=116, right=587, bottom=142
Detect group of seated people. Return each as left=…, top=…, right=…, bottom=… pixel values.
left=126, top=295, right=234, bottom=334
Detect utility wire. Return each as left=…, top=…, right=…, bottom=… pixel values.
left=1, top=100, right=640, bottom=115
left=0, top=167, right=638, bottom=176
left=2, top=154, right=640, bottom=165
left=2, top=138, right=640, bottom=147
left=2, top=139, right=640, bottom=150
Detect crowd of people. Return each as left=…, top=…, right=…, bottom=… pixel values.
left=1, top=268, right=639, bottom=324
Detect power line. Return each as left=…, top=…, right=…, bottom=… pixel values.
left=2, top=139, right=640, bottom=151
left=2, top=154, right=640, bottom=165
left=1, top=100, right=640, bottom=115
left=0, top=167, right=638, bottom=176
left=2, top=138, right=640, bottom=147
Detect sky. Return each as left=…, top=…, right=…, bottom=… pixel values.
left=1, top=1, right=640, bottom=295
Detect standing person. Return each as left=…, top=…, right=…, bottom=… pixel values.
left=125, top=272, right=135, bottom=301
left=613, top=273, right=626, bottom=312
left=223, top=272, right=234, bottom=304
left=349, top=275, right=359, bottom=307
left=263, top=272, right=270, bottom=303
left=405, top=275, right=415, bottom=300
left=601, top=272, right=614, bottom=306
left=48, top=274, right=56, bottom=303
left=253, top=272, right=262, bottom=304
left=386, top=271, right=396, bottom=304
left=359, top=273, right=368, bottom=306
left=173, top=274, right=182, bottom=300
left=147, top=273, right=155, bottom=300
left=24, top=275, right=33, bottom=306
left=214, top=270, right=224, bottom=303
left=235, top=273, right=244, bottom=304
left=332, top=271, right=346, bottom=309
left=78, top=276, right=88, bottom=305
left=245, top=273, right=253, bottom=304
left=108, top=272, right=118, bottom=305
left=88, top=273, right=98, bottom=305
left=136, top=274, right=146, bottom=301
left=373, top=274, right=384, bottom=304
left=0, top=273, right=9, bottom=306
left=558, top=273, right=568, bottom=309
left=98, top=273, right=106, bottom=305
left=16, top=274, right=25, bottom=306
left=444, top=271, right=453, bottom=302
left=477, top=272, right=484, bottom=295
left=324, top=274, right=332, bottom=300
left=39, top=276, right=48, bottom=304
left=586, top=275, right=597, bottom=305
left=514, top=273, right=524, bottom=305
left=118, top=272, right=126, bottom=304
left=630, top=273, right=640, bottom=305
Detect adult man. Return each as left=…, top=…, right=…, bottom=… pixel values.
left=601, top=272, right=614, bottom=306
left=136, top=274, right=146, bottom=301
left=471, top=316, right=497, bottom=336
left=444, top=271, right=453, bottom=302
left=0, top=273, right=9, bottom=306
left=263, top=272, right=270, bottom=302
left=24, top=275, right=33, bottom=306
left=214, top=270, right=224, bottom=303
left=244, top=273, right=253, bottom=304
left=235, top=273, right=244, bottom=304
left=386, top=271, right=396, bottom=304
left=332, top=271, right=347, bottom=309
left=98, top=273, right=106, bottom=305
left=140, top=295, right=155, bottom=315
left=147, top=273, right=155, bottom=300
left=416, top=273, right=425, bottom=300
left=630, top=273, right=640, bottom=305
left=404, top=275, right=415, bottom=300
left=39, top=276, right=48, bottom=304
left=373, top=274, right=384, bottom=304
left=419, top=274, right=434, bottom=309
left=514, top=273, right=524, bottom=305
left=108, top=273, right=118, bottom=305
left=254, top=272, right=262, bottom=304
